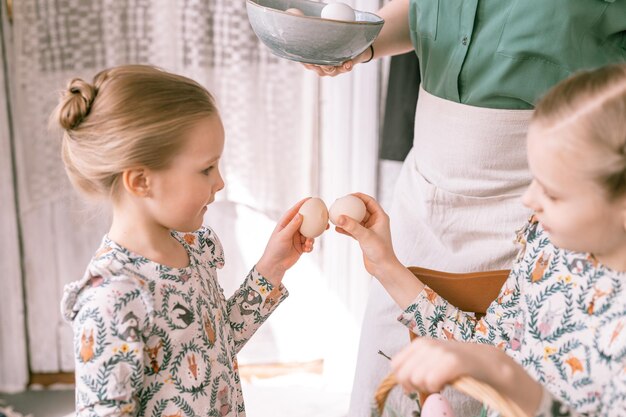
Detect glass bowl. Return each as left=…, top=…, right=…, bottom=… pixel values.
left=247, top=0, right=384, bottom=66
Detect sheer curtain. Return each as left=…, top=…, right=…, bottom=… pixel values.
left=0, top=2, right=29, bottom=392
left=318, top=0, right=382, bottom=389
left=7, top=0, right=315, bottom=376
left=2, top=0, right=382, bottom=393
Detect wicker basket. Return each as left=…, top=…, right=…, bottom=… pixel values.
left=375, top=372, right=529, bottom=417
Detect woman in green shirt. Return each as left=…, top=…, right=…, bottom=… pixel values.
left=306, top=1, right=626, bottom=416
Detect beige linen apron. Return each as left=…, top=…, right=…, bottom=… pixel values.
left=349, top=87, right=534, bottom=417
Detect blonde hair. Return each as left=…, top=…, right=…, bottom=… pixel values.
left=52, top=65, right=218, bottom=199
left=532, top=64, right=626, bottom=200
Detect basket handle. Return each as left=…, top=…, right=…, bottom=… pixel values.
left=375, top=372, right=529, bottom=417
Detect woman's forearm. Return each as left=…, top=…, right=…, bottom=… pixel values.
left=371, top=0, right=414, bottom=59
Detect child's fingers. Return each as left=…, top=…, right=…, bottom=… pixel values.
left=277, top=198, right=310, bottom=229
left=281, top=212, right=303, bottom=236
left=393, top=344, right=431, bottom=394
left=391, top=342, right=418, bottom=373
left=336, top=215, right=369, bottom=241
left=300, top=236, right=314, bottom=252
left=352, top=192, right=383, bottom=216
left=334, top=226, right=355, bottom=239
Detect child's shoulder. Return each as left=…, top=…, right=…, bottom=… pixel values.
left=60, top=237, right=154, bottom=324
left=173, top=226, right=225, bottom=269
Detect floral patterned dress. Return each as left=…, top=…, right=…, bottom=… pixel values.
left=397, top=218, right=626, bottom=417
left=61, top=226, right=288, bottom=417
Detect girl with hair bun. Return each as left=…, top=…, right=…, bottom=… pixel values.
left=337, top=64, right=626, bottom=416
left=57, top=65, right=316, bottom=416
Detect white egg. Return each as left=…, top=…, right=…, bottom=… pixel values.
left=298, top=198, right=329, bottom=238
left=329, top=194, right=366, bottom=225
left=320, top=2, right=356, bottom=22
left=421, top=393, right=455, bottom=417
left=285, top=7, right=305, bottom=16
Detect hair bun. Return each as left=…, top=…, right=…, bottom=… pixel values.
left=58, top=78, right=96, bottom=130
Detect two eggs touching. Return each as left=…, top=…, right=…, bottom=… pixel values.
left=298, top=195, right=366, bottom=238
left=285, top=2, right=356, bottom=22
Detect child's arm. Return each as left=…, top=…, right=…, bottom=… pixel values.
left=391, top=337, right=626, bottom=417
left=398, top=273, right=520, bottom=345
left=254, top=197, right=314, bottom=287
left=224, top=198, right=314, bottom=351
left=334, top=193, right=425, bottom=307
left=72, top=279, right=148, bottom=416
left=391, top=338, right=543, bottom=416
left=337, top=193, right=520, bottom=346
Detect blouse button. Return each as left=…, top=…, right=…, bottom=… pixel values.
left=462, top=36, right=468, bottom=46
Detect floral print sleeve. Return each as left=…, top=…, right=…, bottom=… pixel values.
left=226, top=268, right=288, bottom=352
left=398, top=274, right=521, bottom=346
left=397, top=220, right=544, bottom=350
left=195, top=228, right=289, bottom=352
left=66, top=273, right=151, bottom=416
left=397, top=249, right=523, bottom=348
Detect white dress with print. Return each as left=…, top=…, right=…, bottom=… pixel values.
left=61, top=226, right=288, bottom=417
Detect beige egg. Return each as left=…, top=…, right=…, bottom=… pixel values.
left=298, top=198, right=329, bottom=238
left=329, top=194, right=366, bottom=225
left=320, top=2, right=356, bottom=22
left=285, top=7, right=305, bottom=16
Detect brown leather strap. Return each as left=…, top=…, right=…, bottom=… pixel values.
left=408, top=266, right=510, bottom=316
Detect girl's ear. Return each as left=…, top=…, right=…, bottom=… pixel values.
left=122, top=168, right=150, bottom=197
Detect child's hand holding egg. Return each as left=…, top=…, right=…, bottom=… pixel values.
left=329, top=194, right=367, bottom=225
left=320, top=2, right=356, bottom=22
left=298, top=198, right=329, bottom=238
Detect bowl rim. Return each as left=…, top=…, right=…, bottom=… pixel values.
left=246, top=0, right=385, bottom=26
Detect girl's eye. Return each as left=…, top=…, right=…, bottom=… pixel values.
left=538, top=183, right=558, bottom=202
left=202, top=167, right=213, bottom=175
left=544, top=192, right=557, bottom=202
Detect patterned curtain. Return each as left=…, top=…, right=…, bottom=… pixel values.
left=11, top=0, right=315, bottom=372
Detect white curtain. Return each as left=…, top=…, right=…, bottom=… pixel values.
left=2, top=0, right=382, bottom=393
left=7, top=0, right=314, bottom=377
left=0, top=4, right=29, bottom=392
left=319, top=0, right=382, bottom=389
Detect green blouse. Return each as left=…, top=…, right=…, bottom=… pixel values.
left=409, top=0, right=626, bottom=109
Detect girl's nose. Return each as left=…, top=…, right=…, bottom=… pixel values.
left=215, top=171, right=225, bottom=193
left=522, top=181, right=540, bottom=211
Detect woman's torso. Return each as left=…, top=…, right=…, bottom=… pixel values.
left=409, top=0, right=626, bottom=109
